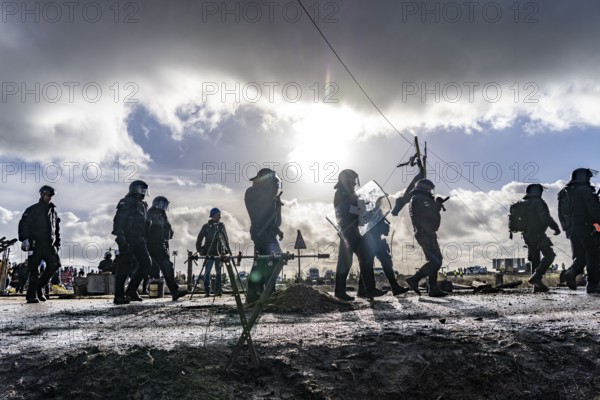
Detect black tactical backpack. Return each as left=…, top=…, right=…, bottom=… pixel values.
left=508, top=200, right=529, bottom=236
left=557, top=187, right=572, bottom=233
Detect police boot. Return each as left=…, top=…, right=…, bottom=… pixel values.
left=562, top=270, right=577, bottom=291
left=528, top=272, right=549, bottom=293
left=391, top=283, right=409, bottom=296
left=355, top=280, right=366, bottom=298
left=172, top=289, right=188, bottom=301
left=37, top=288, right=46, bottom=302
left=246, top=283, right=260, bottom=304
left=365, top=288, right=388, bottom=300
left=26, top=284, right=38, bottom=303
left=406, top=271, right=426, bottom=296
left=428, top=285, right=448, bottom=298
left=586, top=285, right=600, bottom=295
left=113, top=296, right=131, bottom=305
left=335, top=291, right=355, bottom=301
left=125, top=289, right=143, bottom=302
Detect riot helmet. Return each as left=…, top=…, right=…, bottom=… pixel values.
left=415, top=179, right=435, bottom=193
left=104, top=252, right=112, bottom=259
left=525, top=183, right=545, bottom=197
left=152, top=196, right=170, bottom=210
left=128, top=180, right=148, bottom=197
left=250, top=168, right=282, bottom=190
left=335, top=169, right=360, bottom=190
left=571, top=168, right=597, bottom=183
left=39, top=185, right=55, bottom=197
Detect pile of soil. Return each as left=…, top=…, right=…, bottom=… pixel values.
left=263, top=284, right=363, bottom=313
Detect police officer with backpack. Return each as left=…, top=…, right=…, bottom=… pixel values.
left=558, top=168, right=600, bottom=294
left=510, top=184, right=561, bottom=292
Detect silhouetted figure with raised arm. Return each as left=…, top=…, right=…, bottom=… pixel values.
left=406, top=179, right=448, bottom=297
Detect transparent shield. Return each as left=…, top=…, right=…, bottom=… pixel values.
left=326, top=180, right=391, bottom=236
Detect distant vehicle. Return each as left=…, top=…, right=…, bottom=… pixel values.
left=464, top=266, right=487, bottom=275
left=307, top=268, right=320, bottom=282
left=324, top=270, right=335, bottom=282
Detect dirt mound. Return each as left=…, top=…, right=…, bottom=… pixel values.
left=263, top=284, right=362, bottom=313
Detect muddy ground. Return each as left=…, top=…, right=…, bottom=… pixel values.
left=1, top=284, right=600, bottom=400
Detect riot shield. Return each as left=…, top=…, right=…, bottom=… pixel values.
left=326, top=180, right=391, bottom=236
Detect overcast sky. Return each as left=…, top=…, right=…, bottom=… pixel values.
left=1, top=0, right=600, bottom=274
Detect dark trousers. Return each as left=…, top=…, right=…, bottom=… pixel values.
left=524, top=233, right=556, bottom=275
left=566, top=231, right=600, bottom=288
left=373, top=240, right=401, bottom=290
left=148, top=243, right=180, bottom=294
left=115, top=239, right=153, bottom=298
left=247, top=235, right=281, bottom=302
left=335, top=235, right=375, bottom=295
left=27, top=244, right=61, bottom=300
left=16, top=268, right=28, bottom=293
left=414, top=231, right=443, bottom=286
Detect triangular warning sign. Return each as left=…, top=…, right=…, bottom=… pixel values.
left=294, top=230, right=307, bottom=250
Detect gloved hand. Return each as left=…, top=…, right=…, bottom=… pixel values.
left=554, top=228, right=561, bottom=236
left=21, top=239, right=30, bottom=252
left=115, top=236, right=127, bottom=248
left=435, top=197, right=447, bottom=211
left=277, top=229, right=284, bottom=241
left=391, top=197, right=408, bottom=216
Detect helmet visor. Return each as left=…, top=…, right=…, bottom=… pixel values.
left=133, top=186, right=148, bottom=196
left=155, top=200, right=169, bottom=210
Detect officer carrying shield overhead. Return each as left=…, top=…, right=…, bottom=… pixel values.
left=333, top=169, right=386, bottom=301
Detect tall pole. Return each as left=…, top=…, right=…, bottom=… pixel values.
left=187, top=250, right=193, bottom=291
left=297, top=249, right=301, bottom=283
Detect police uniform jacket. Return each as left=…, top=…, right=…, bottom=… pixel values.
left=244, top=184, right=282, bottom=241
left=523, top=195, right=560, bottom=237
left=18, top=199, right=61, bottom=247
left=559, top=181, right=600, bottom=237
left=409, top=189, right=441, bottom=234
left=112, top=194, right=149, bottom=240
left=334, top=185, right=361, bottom=246
left=146, top=207, right=173, bottom=246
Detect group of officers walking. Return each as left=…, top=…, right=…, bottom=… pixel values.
left=14, top=164, right=600, bottom=305
left=16, top=167, right=286, bottom=305
left=331, top=166, right=600, bottom=300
